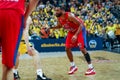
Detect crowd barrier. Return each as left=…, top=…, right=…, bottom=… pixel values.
left=30, top=37, right=103, bottom=52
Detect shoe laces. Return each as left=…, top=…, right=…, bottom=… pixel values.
left=87, top=68, right=94, bottom=72
left=70, top=66, right=76, bottom=70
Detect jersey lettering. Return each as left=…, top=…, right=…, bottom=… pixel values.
left=63, top=24, right=77, bottom=32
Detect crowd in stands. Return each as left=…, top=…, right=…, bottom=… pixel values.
left=29, top=0, right=120, bottom=49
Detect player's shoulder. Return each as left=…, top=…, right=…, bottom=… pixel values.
left=67, top=12, right=75, bottom=17
left=67, top=12, right=76, bottom=21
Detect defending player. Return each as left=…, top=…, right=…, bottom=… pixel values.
left=51, top=7, right=96, bottom=75
left=13, top=16, right=51, bottom=80
left=0, top=0, right=39, bottom=80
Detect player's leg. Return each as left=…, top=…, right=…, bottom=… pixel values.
left=65, top=47, right=78, bottom=75
left=65, top=32, right=78, bottom=75
left=28, top=47, right=51, bottom=80
left=13, top=41, right=27, bottom=80
left=7, top=68, right=14, bottom=80
left=80, top=48, right=95, bottom=75
left=0, top=10, right=10, bottom=80
left=2, top=64, right=14, bottom=80
left=32, top=49, right=41, bottom=69
left=78, top=27, right=95, bottom=75
left=65, top=47, right=73, bottom=62
left=2, top=42, right=15, bottom=80
left=13, top=52, right=20, bottom=80
left=14, top=52, right=20, bottom=70
left=2, top=64, right=8, bottom=80
left=0, top=14, right=10, bottom=80
left=1, top=10, right=23, bottom=80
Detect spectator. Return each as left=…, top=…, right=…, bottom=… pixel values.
left=105, top=22, right=116, bottom=49
left=114, top=20, right=120, bottom=44
left=28, top=0, right=119, bottom=41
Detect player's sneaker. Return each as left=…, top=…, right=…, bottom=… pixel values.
left=36, top=74, right=51, bottom=80
left=14, top=72, right=20, bottom=80
left=68, top=66, right=78, bottom=75
left=85, top=68, right=96, bottom=75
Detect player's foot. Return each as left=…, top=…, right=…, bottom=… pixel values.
left=36, top=74, right=51, bottom=80
left=14, top=71, right=20, bottom=80
left=85, top=68, right=96, bottom=75
left=68, top=66, right=78, bottom=75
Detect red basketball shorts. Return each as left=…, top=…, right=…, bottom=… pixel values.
left=65, top=27, right=87, bottom=50
left=0, top=10, right=24, bottom=68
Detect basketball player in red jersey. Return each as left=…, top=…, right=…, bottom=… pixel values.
left=0, top=0, right=39, bottom=80
left=51, top=7, right=96, bottom=75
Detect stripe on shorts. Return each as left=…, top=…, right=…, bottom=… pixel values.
left=13, top=15, right=24, bottom=65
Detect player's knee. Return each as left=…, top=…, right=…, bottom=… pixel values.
left=81, top=48, right=87, bottom=54
left=29, top=49, right=38, bottom=56
left=28, top=52, right=34, bottom=56
left=65, top=47, right=71, bottom=51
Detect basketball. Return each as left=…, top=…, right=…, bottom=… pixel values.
left=1, top=0, right=120, bottom=80
left=40, top=28, right=50, bottom=38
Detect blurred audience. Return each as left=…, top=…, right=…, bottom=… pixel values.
left=29, top=0, right=120, bottom=49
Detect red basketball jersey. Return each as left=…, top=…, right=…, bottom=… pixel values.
left=58, top=12, right=85, bottom=33
left=0, top=0, right=25, bottom=14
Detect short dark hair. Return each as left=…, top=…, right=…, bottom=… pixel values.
left=56, top=6, right=65, bottom=11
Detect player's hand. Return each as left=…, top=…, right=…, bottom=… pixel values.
left=71, top=34, right=77, bottom=43
left=46, top=27, right=51, bottom=35
left=27, top=46, right=34, bottom=56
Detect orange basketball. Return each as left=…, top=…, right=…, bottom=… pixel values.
left=40, top=28, right=50, bottom=38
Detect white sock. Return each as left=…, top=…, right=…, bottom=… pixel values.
left=70, top=62, right=75, bottom=67
left=37, top=69, right=46, bottom=79
left=13, top=69, right=18, bottom=74
left=37, top=69, right=42, bottom=76
left=88, top=64, right=94, bottom=69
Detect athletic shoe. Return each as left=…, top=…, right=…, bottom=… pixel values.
left=36, top=74, right=51, bottom=80
left=68, top=66, right=78, bottom=75
left=85, top=68, right=96, bottom=75
left=14, top=72, right=20, bottom=80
